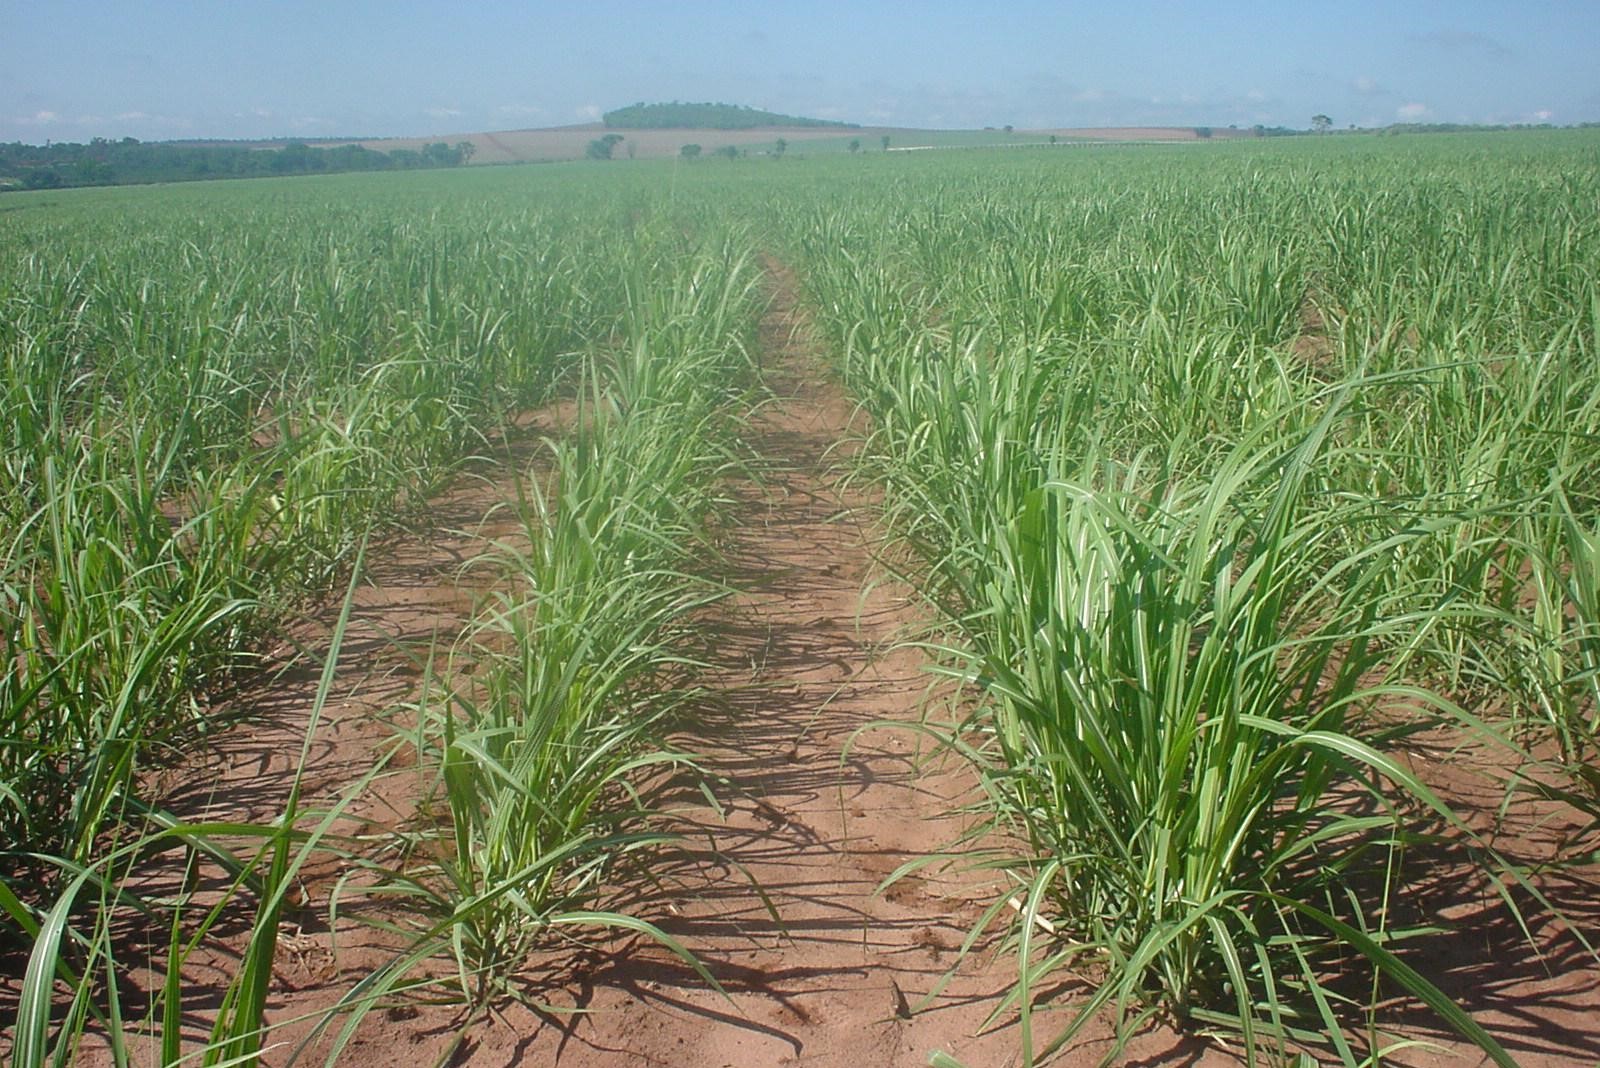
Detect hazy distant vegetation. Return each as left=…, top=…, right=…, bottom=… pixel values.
left=0, top=137, right=474, bottom=191
left=602, top=101, right=856, bottom=130
left=1382, top=121, right=1583, bottom=135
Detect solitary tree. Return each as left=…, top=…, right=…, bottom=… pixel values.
left=774, top=137, right=788, bottom=157
left=880, top=134, right=891, bottom=151
left=1312, top=114, right=1333, bottom=133
left=421, top=142, right=460, bottom=166
left=455, top=140, right=476, bottom=163
left=848, top=138, right=861, bottom=153
left=586, top=133, right=625, bottom=160
left=680, top=143, right=702, bottom=158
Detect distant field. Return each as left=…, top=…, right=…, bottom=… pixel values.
left=350, top=122, right=1253, bottom=163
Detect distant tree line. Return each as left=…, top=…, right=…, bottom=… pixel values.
left=0, top=137, right=475, bottom=191
left=1380, top=122, right=1567, bottom=136
left=603, top=101, right=855, bottom=130
left=1261, top=119, right=1591, bottom=138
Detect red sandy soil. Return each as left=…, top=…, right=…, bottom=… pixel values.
left=7, top=260, right=1598, bottom=1067
left=393, top=259, right=1227, bottom=1068
left=251, top=260, right=1222, bottom=1066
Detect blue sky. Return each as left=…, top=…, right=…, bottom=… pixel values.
left=3, top=1, right=1596, bottom=142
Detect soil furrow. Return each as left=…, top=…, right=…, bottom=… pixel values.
left=475, top=258, right=1214, bottom=1067
left=498, top=257, right=1023, bottom=1065
left=44, top=257, right=1220, bottom=1068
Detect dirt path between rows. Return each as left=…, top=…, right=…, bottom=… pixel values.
left=425, top=258, right=1220, bottom=1067
left=40, top=257, right=1217, bottom=1068
left=19, top=256, right=1600, bottom=1068
left=486, top=259, right=1032, bottom=1066
left=230, top=259, right=1600, bottom=1068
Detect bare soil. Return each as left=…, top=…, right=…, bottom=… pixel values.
left=11, top=260, right=1599, bottom=1068
left=1379, top=727, right=1600, bottom=1067
left=75, top=258, right=1212, bottom=1067
left=270, top=258, right=1216, bottom=1066
left=415, top=259, right=1210, bottom=1067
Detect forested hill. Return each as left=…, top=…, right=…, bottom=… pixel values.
left=602, top=102, right=857, bottom=130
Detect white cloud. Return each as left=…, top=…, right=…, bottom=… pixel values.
left=1533, top=108, right=1554, bottom=122
left=116, top=111, right=149, bottom=121
left=1396, top=102, right=1430, bottom=120
left=575, top=104, right=602, bottom=121
left=424, top=106, right=463, bottom=118
left=22, top=110, right=59, bottom=124
left=1352, top=76, right=1380, bottom=95
left=1245, top=87, right=1267, bottom=103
